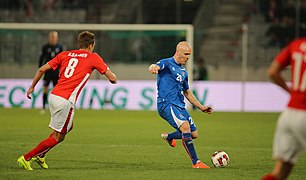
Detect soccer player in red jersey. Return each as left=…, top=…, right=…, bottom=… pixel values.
left=17, top=31, right=117, bottom=170
left=261, top=37, right=306, bottom=180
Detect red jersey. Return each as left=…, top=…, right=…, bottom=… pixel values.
left=48, top=50, right=108, bottom=104
left=275, top=38, right=306, bottom=110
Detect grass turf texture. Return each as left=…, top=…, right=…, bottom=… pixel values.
left=0, top=108, right=305, bottom=180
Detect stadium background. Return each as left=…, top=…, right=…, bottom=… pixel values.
left=1, top=0, right=305, bottom=111
left=1, top=0, right=305, bottom=81
left=0, top=1, right=306, bottom=179
left=0, top=0, right=306, bottom=180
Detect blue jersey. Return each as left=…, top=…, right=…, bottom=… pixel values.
left=156, top=57, right=189, bottom=108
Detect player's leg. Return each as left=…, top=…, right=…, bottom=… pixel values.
left=52, top=71, right=59, bottom=87
left=180, top=121, right=197, bottom=162
left=161, top=131, right=179, bottom=147
left=191, top=131, right=198, bottom=139
left=43, top=86, right=48, bottom=109
left=180, top=122, right=198, bottom=164
left=158, top=103, right=179, bottom=147
left=180, top=122, right=209, bottom=169
left=261, top=160, right=294, bottom=180
left=272, top=109, right=306, bottom=179
left=33, top=131, right=67, bottom=169
left=20, top=131, right=68, bottom=168
left=180, top=109, right=209, bottom=168
left=38, top=131, right=66, bottom=158
left=262, top=108, right=306, bottom=179
left=17, top=94, right=75, bottom=170
left=41, top=94, right=74, bottom=158
left=272, top=160, right=293, bottom=180
left=42, top=76, right=50, bottom=111
left=158, top=104, right=209, bottom=168
left=17, top=129, right=59, bottom=170
left=182, top=110, right=198, bottom=139
left=165, top=114, right=198, bottom=141
left=163, top=131, right=182, bottom=140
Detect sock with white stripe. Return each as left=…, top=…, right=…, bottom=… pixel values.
left=182, top=132, right=199, bottom=165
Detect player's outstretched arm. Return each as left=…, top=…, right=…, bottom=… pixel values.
left=148, top=64, right=160, bottom=74
left=268, top=61, right=290, bottom=93
left=183, top=89, right=213, bottom=114
left=104, top=69, right=117, bottom=84
left=27, top=64, right=52, bottom=99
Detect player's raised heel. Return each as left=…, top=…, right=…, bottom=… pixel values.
left=161, top=132, right=176, bottom=147
left=17, top=155, right=33, bottom=170
left=32, top=156, right=49, bottom=169
left=192, top=160, right=210, bottom=169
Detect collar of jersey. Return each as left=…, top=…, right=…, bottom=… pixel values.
left=171, top=57, right=181, bottom=66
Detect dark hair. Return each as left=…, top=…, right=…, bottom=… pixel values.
left=78, top=31, right=95, bottom=49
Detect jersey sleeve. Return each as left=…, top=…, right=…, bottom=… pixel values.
left=275, top=45, right=291, bottom=67
left=183, top=74, right=189, bottom=90
left=48, top=52, right=63, bottom=70
left=156, top=59, right=168, bottom=71
left=93, top=54, right=108, bottom=74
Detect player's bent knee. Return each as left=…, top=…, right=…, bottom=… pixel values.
left=180, top=121, right=191, bottom=133
left=191, top=132, right=198, bottom=139
left=57, top=136, right=65, bottom=143
left=53, top=132, right=66, bottom=143
left=192, top=134, right=198, bottom=139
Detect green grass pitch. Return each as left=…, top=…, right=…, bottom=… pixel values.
left=0, top=108, right=305, bottom=180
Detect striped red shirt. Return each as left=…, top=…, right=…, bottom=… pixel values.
left=275, top=38, right=306, bottom=110
left=48, top=50, right=108, bottom=104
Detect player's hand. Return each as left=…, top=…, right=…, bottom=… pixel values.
left=148, top=64, right=159, bottom=74
left=201, top=106, right=213, bottom=114
left=26, top=87, right=34, bottom=99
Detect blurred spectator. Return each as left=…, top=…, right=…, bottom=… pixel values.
left=300, top=0, right=306, bottom=36
left=193, top=57, right=208, bottom=81
left=262, top=0, right=302, bottom=48
left=0, top=0, right=21, bottom=10
left=261, top=0, right=306, bottom=48
left=62, top=0, right=87, bottom=9
left=260, top=0, right=284, bottom=23
left=44, top=0, right=57, bottom=11
left=266, top=14, right=295, bottom=48
left=24, top=0, right=34, bottom=17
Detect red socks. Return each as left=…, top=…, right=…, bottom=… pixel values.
left=24, top=133, right=58, bottom=161
left=261, top=174, right=277, bottom=180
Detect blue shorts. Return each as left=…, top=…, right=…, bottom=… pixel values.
left=157, top=102, right=197, bottom=132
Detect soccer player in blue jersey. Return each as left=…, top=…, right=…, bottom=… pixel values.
left=148, top=41, right=213, bottom=169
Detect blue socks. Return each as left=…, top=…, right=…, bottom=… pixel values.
left=166, top=131, right=199, bottom=165
left=166, top=131, right=182, bottom=141
left=182, top=132, right=199, bottom=165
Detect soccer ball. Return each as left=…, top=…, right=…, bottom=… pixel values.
left=211, top=150, right=230, bottom=167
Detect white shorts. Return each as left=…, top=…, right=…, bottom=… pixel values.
left=48, top=94, right=75, bottom=134
left=273, top=108, right=306, bottom=164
